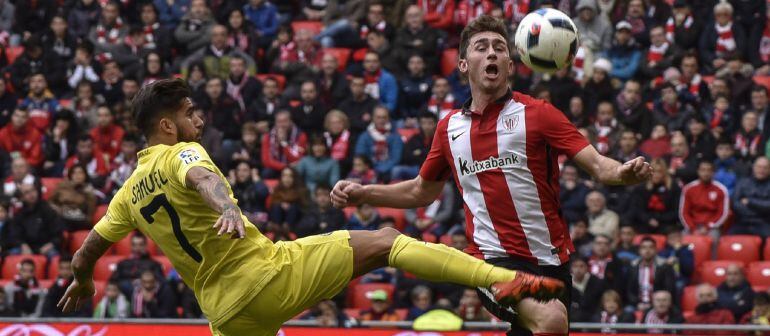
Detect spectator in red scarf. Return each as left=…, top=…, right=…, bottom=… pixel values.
left=665, top=0, right=701, bottom=51
left=589, top=235, right=625, bottom=294
left=0, top=109, right=44, bottom=168
left=678, top=53, right=708, bottom=102
left=454, top=0, right=494, bottom=29
left=323, top=110, right=353, bottom=171
left=587, top=101, right=625, bottom=156
left=354, top=105, right=403, bottom=182
left=591, top=290, right=635, bottom=331
left=640, top=290, right=684, bottom=333
left=226, top=8, right=258, bottom=57
left=4, top=259, right=45, bottom=318
left=87, top=1, right=127, bottom=61
left=3, top=157, right=38, bottom=202
left=226, top=56, right=261, bottom=113
left=42, top=257, right=92, bottom=317
left=699, top=2, right=747, bottom=74
left=260, top=110, right=307, bottom=179
left=354, top=2, right=396, bottom=48
left=640, top=25, right=682, bottom=80
left=139, top=3, right=172, bottom=61
left=361, top=51, right=399, bottom=113
left=626, top=237, right=676, bottom=313
left=89, top=105, right=124, bottom=162
left=630, top=158, right=682, bottom=233
left=426, top=77, right=456, bottom=121
left=685, top=284, right=736, bottom=335
left=733, top=111, right=763, bottom=164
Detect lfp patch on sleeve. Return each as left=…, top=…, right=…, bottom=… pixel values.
left=179, top=148, right=202, bottom=165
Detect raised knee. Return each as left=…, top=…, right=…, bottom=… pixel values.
left=531, top=302, right=568, bottom=334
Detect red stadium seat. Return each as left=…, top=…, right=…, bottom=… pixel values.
left=754, top=76, right=770, bottom=92
left=701, top=260, right=745, bottom=286
left=47, top=255, right=60, bottom=280
left=323, top=48, right=352, bottom=71
left=441, top=49, right=458, bottom=76
left=152, top=256, right=173, bottom=276
left=291, top=21, right=323, bottom=35
left=632, top=234, right=666, bottom=250
left=58, top=99, right=72, bottom=109
left=255, top=74, right=286, bottom=90
left=351, top=283, right=395, bottom=310
left=93, top=280, right=106, bottom=306
left=763, top=238, right=770, bottom=260
left=682, top=285, right=698, bottom=313
left=702, top=75, right=715, bottom=85
left=40, top=177, right=63, bottom=201
left=93, top=255, right=125, bottom=281
left=68, top=230, right=91, bottom=255
left=421, top=232, right=437, bottom=243
left=263, top=179, right=279, bottom=192
left=397, top=128, right=419, bottom=142
left=344, top=308, right=361, bottom=319
left=93, top=205, right=108, bottom=225
left=377, top=208, right=407, bottom=231
left=439, top=234, right=453, bottom=246
left=2, top=255, right=47, bottom=280
left=716, top=235, right=761, bottom=264
left=395, top=308, right=408, bottom=320
left=748, top=262, right=770, bottom=288
left=682, top=235, right=713, bottom=267
left=5, top=46, right=23, bottom=64
left=112, top=231, right=159, bottom=256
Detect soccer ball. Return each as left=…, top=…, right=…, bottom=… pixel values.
left=514, top=8, right=579, bottom=73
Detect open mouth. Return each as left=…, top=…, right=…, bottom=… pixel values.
left=484, top=64, right=499, bottom=78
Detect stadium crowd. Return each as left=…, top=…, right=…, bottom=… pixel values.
left=0, top=0, right=769, bottom=332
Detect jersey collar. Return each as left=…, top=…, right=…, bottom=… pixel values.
left=137, top=144, right=168, bottom=163
left=461, top=89, right=512, bottom=115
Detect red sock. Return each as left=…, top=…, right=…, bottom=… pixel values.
left=533, top=334, right=567, bottom=336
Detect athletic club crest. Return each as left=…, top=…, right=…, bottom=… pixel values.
left=503, top=115, right=519, bottom=132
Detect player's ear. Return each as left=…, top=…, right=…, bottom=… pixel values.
left=507, top=59, right=514, bottom=76
left=458, top=58, right=468, bottom=75
left=158, top=117, right=176, bottom=136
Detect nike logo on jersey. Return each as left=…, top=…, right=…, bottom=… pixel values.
left=451, top=131, right=465, bottom=141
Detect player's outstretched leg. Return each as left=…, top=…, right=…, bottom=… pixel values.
left=348, top=228, right=564, bottom=304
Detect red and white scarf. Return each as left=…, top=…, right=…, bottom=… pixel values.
left=228, top=31, right=251, bottom=53
left=143, top=22, right=158, bottom=49
left=427, top=93, right=455, bottom=120
left=279, top=41, right=297, bottom=63
left=644, top=310, right=669, bottom=333
left=687, top=74, right=702, bottom=96
left=710, top=106, right=725, bottom=129
left=593, top=118, right=617, bottom=155
left=761, top=21, right=770, bottom=63
left=715, top=22, right=736, bottom=55
left=269, top=126, right=301, bottom=162
left=226, top=74, right=249, bottom=111
left=324, top=130, right=350, bottom=161
left=735, top=131, right=761, bottom=157
left=96, top=17, right=124, bottom=45
left=639, top=263, right=655, bottom=304
left=503, top=0, right=530, bottom=24
left=359, top=20, right=387, bottom=40
left=131, top=286, right=157, bottom=317
left=572, top=46, right=587, bottom=81
left=364, top=70, right=381, bottom=99
left=589, top=256, right=612, bottom=279
left=455, top=0, right=491, bottom=26
left=647, top=42, right=669, bottom=62
left=665, top=16, right=693, bottom=43
left=367, top=123, right=391, bottom=162
left=421, top=0, right=449, bottom=15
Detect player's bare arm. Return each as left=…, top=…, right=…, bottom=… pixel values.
left=331, top=176, right=444, bottom=209
left=573, top=145, right=652, bottom=185
left=57, top=230, right=113, bottom=313
left=186, top=166, right=246, bottom=238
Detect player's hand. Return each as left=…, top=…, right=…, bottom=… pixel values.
left=330, top=180, right=367, bottom=208
left=57, top=278, right=95, bottom=313
left=213, top=206, right=246, bottom=239
left=617, top=156, right=652, bottom=185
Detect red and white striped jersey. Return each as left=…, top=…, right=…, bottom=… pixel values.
left=419, top=91, right=589, bottom=266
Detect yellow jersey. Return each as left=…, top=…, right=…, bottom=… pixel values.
left=93, top=142, right=279, bottom=326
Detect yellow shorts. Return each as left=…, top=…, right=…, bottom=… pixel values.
left=211, top=230, right=354, bottom=336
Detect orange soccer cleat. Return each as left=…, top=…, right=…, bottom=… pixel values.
left=490, top=271, right=565, bottom=306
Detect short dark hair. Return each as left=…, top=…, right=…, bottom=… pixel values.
left=20, top=259, right=35, bottom=268
left=419, top=111, right=439, bottom=122
left=752, top=85, right=768, bottom=96
left=639, top=236, right=657, bottom=247
left=459, top=15, right=509, bottom=59
left=132, top=78, right=191, bottom=138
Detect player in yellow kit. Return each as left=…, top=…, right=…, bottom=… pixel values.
left=58, top=79, right=565, bottom=336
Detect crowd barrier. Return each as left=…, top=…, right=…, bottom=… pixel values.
left=0, top=319, right=768, bottom=335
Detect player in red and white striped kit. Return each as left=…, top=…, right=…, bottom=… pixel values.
left=332, top=15, right=651, bottom=335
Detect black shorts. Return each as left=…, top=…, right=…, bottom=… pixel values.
left=476, top=257, right=572, bottom=336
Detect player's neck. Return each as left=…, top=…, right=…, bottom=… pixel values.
left=146, top=135, right=177, bottom=147
left=469, top=86, right=509, bottom=113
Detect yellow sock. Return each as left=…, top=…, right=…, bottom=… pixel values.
left=388, top=234, right=517, bottom=288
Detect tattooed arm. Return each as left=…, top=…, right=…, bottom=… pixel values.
left=185, top=166, right=246, bottom=238
left=58, top=230, right=113, bottom=313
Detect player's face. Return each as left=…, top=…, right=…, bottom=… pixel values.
left=460, top=32, right=513, bottom=94
left=173, top=98, right=203, bottom=143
